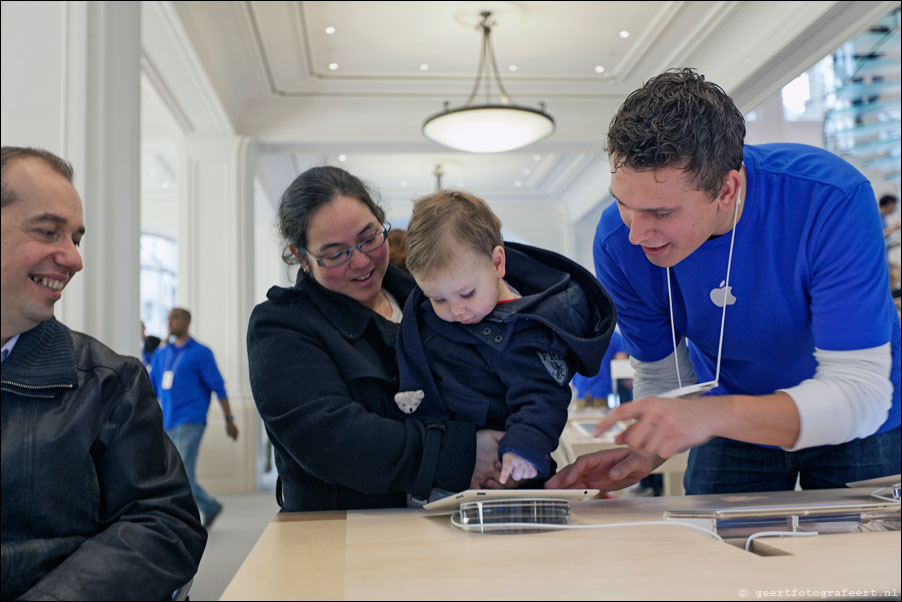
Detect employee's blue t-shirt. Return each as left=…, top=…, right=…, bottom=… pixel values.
left=149, top=338, right=228, bottom=430
left=594, top=143, right=901, bottom=437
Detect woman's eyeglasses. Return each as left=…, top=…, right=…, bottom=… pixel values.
left=307, top=224, right=392, bottom=268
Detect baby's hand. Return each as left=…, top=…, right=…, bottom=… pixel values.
left=499, top=452, right=538, bottom=485
left=394, top=390, right=424, bottom=414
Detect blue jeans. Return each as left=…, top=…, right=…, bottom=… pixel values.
left=166, top=422, right=221, bottom=519
left=684, top=427, right=901, bottom=494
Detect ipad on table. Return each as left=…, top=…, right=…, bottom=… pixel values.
left=571, top=417, right=627, bottom=439
left=664, top=500, right=900, bottom=520
left=572, top=419, right=604, bottom=438
left=422, top=488, right=600, bottom=512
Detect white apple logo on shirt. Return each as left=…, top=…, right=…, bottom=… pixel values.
left=710, top=280, right=737, bottom=307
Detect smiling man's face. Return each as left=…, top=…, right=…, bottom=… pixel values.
left=1, top=157, right=85, bottom=342
left=611, top=164, right=737, bottom=268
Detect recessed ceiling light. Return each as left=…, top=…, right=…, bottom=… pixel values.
left=328, top=63, right=339, bottom=71
left=619, top=30, right=630, bottom=39
left=533, top=154, right=542, bottom=162
left=325, top=27, right=336, bottom=35
left=420, top=64, right=430, bottom=71
left=595, top=65, right=606, bottom=74
left=161, top=181, right=170, bottom=190
left=508, top=65, right=518, bottom=72
left=522, top=168, right=531, bottom=176
left=514, top=180, right=523, bottom=187
left=338, top=154, right=347, bottom=162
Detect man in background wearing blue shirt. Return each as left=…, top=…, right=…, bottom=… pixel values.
left=151, top=307, right=239, bottom=528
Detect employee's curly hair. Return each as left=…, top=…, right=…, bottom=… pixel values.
left=605, top=68, right=746, bottom=199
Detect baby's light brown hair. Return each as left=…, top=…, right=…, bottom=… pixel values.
left=406, top=190, right=503, bottom=278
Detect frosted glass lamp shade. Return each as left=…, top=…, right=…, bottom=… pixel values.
left=422, top=105, right=555, bottom=153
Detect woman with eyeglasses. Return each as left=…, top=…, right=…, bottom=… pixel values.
left=247, top=166, right=502, bottom=511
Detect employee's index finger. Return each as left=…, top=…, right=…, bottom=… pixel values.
left=592, top=408, right=626, bottom=436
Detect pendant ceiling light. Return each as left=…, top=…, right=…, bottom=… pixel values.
left=422, top=11, right=555, bottom=153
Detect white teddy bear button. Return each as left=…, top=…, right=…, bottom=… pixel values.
left=394, top=389, right=425, bottom=414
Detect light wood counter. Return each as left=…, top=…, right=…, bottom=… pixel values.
left=220, top=488, right=900, bottom=601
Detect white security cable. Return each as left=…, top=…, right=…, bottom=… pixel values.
left=870, top=484, right=901, bottom=503
left=744, top=530, right=818, bottom=552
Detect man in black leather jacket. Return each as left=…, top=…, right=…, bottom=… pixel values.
left=1, top=147, right=207, bottom=600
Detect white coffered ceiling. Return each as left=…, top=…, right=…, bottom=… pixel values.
left=141, top=1, right=897, bottom=230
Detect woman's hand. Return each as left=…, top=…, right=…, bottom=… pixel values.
left=469, top=430, right=504, bottom=489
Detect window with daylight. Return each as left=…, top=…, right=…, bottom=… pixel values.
left=140, top=234, right=178, bottom=342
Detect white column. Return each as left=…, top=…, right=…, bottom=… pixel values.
left=180, top=134, right=258, bottom=493
left=1, top=1, right=141, bottom=357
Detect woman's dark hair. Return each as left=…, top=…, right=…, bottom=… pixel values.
left=606, top=68, right=745, bottom=198
left=277, top=166, right=385, bottom=271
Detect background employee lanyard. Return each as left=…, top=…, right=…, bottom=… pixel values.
left=162, top=344, right=189, bottom=388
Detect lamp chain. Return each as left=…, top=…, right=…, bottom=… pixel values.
left=464, top=12, right=511, bottom=107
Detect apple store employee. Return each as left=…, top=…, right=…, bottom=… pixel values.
left=551, top=69, right=900, bottom=495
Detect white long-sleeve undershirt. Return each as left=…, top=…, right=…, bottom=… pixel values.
left=630, top=340, right=892, bottom=450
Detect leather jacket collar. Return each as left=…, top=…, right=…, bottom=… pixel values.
left=1, top=318, right=77, bottom=391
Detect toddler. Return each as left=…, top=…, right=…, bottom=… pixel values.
left=395, top=190, right=616, bottom=486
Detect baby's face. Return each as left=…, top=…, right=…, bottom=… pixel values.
left=415, top=247, right=507, bottom=325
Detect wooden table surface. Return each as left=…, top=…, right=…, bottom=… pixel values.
left=220, top=487, right=900, bottom=601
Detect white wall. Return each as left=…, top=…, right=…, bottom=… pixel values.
left=142, top=191, right=179, bottom=239
left=386, top=195, right=577, bottom=258
left=2, top=1, right=142, bottom=357
left=253, top=177, right=294, bottom=301
left=571, top=201, right=609, bottom=276
left=1, top=2, right=69, bottom=152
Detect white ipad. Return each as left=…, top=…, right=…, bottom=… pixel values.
left=664, top=500, right=900, bottom=520
left=422, top=488, right=600, bottom=512
left=572, top=418, right=627, bottom=439
left=572, top=419, right=604, bottom=438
